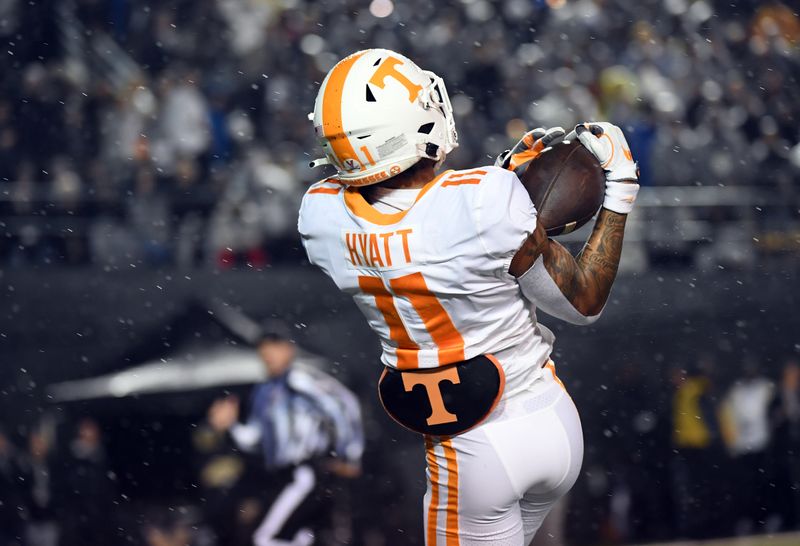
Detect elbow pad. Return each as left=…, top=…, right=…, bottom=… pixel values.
left=517, top=257, right=602, bottom=325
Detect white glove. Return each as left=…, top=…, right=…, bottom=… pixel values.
left=575, top=122, right=639, bottom=214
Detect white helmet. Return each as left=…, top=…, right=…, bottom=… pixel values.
left=309, top=49, right=458, bottom=186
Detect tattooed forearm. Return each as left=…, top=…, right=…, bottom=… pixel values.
left=510, top=209, right=628, bottom=316
left=568, top=209, right=627, bottom=313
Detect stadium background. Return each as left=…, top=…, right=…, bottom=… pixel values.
left=0, top=0, right=799, bottom=545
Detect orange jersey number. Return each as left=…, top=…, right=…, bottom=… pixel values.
left=358, top=272, right=464, bottom=369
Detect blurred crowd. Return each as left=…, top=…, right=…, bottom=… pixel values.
left=584, top=355, right=800, bottom=543
left=0, top=0, right=798, bottom=267
left=1, top=354, right=798, bottom=546
left=0, top=418, right=117, bottom=546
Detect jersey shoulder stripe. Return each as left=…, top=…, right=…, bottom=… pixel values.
left=448, top=168, right=489, bottom=178
left=307, top=178, right=343, bottom=195
left=441, top=168, right=488, bottom=186
left=439, top=165, right=511, bottom=188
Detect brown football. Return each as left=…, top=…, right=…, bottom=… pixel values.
left=518, top=139, right=605, bottom=236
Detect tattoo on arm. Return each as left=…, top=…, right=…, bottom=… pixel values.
left=510, top=209, right=628, bottom=316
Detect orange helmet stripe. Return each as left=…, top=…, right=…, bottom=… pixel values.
left=321, top=51, right=366, bottom=168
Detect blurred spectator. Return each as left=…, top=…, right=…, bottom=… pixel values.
left=20, top=429, right=59, bottom=546
left=0, top=427, right=24, bottom=546
left=0, top=0, right=797, bottom=268
left=141, top=509, right=203, bottom=546
left=58, top=418, right=116, bottom=546
left=16, top=63, right=66, bottom=176
left=0, top=99, right=17, bottom=182
left=769, top=358, right=800, bottom=530
left=206, top=148, right=300, bottom=268
left=720, top=357, right=776, bottom=534
left=208, top=324, right=364, bottom=546
left=670, top=356, right=726, bottom=538
left=192, top=413, right=246, bottom=545
left=144, top=521, right=192, bottom=546
left=50, top=157, right=83, bottom=213
left=127, top=166, right=172, bottom=266
left=159, top=71, right=211, bottom=163
left=605, top=362, right=672, bottom=542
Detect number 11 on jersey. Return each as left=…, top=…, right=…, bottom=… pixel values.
left=358, top=272, right=464, bottom=369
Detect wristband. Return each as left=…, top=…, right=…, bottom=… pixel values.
left=603, top=181, right=640, bottom=214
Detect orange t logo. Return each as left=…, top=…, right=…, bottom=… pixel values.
left=369, top=57, right=423, bottom=103
left=401, top=367, right=460, bottom=426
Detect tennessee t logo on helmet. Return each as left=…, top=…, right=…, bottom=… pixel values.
left=369, top=56, right=423, bottom=102
left=309, top=49, right=458, bottom=186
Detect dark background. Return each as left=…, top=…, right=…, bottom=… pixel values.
left=1, top=0, right=799, bottom=544
left=2, top=266, right=798, bottom=544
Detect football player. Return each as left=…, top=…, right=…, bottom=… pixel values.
left=298, top=49, right=639, bottom=545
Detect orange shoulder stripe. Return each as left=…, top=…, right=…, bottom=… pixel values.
left=307, top=187, right=341, bottom=195
left=441, top=178, right=481, bottom=187
left=447, top=169, right=487, bottom=178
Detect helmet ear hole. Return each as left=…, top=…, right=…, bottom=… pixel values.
left=425, top=143, right=439, bottom=158
left=418, top=122, right=434, bottom=134
left=366, top=85, right=377, bottom=102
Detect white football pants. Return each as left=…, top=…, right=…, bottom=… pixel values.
left=423, top=363, right=583, bottom=545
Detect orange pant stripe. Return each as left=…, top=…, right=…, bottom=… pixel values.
left=442, top=439, right=460, bottom=545
left=425, top=437, right=441, bottom=546
left=545, top=361, right=566, bottom=390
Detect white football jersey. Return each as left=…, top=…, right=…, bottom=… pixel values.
left=298, top=166, right=554, bottom=395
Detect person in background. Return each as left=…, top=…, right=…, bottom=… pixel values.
left=720, top=357, right=775, bottom=535
left=193, top=401, right=247, bottom=545
left=20, top=429, right=59, bottom=546
left=141, top=509, right=199, bottom=546
left=58, top=418, right=117, bottom=546
left=0, top=427, right=25, bottom=546
left=208, top=322, right=364, bottom=546
left=769, top=358, right=800, bottom=530
left=669, top=356, right=726, bottom=538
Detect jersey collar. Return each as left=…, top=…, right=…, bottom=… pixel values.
left=343, top=170, right=452, bottom=225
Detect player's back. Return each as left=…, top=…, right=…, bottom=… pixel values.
left=298, top=165, right=554, bottom=395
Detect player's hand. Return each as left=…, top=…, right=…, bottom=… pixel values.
left=495, top=126, right=565, bottom=173
left=208, top=395, right=240, bottom=432
left=575, top=122, right=639, bottom=214
left=575, top=122, right=637, bottom=182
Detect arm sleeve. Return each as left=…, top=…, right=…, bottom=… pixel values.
left=473, top=168, right=538, bottom=274
left=517, top=256, right=602, bottom=325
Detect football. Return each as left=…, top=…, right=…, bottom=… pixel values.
left=518, top=139, right=605, bottom=236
